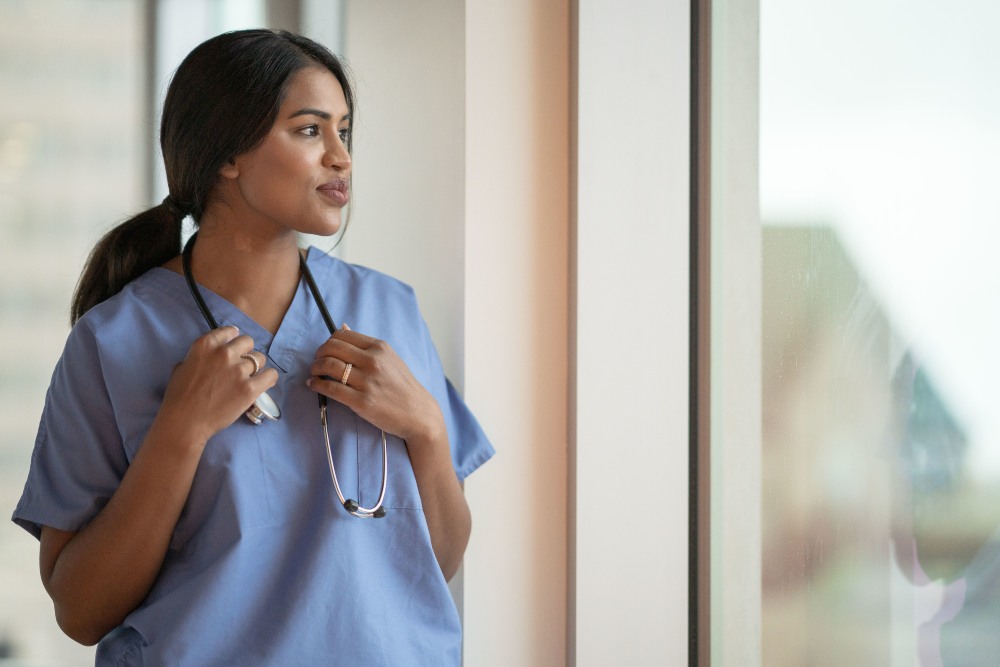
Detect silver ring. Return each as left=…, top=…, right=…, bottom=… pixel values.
left=241, top=352, right=261, bottom=376
left=340, top=362, right=353, bottom=385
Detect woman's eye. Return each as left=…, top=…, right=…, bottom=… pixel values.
left=299, top=125, right=320, bottom=137
left=338, top=128, right=350, bottom=143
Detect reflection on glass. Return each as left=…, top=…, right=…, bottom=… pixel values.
left=760, top=0, right=1000, bottom=664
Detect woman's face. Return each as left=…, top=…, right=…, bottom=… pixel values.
left=223, top=66, right=352, bottom=238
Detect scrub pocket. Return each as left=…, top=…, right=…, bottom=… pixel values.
left=164, top=420, right=275, bottom=554
left=353, top=414, right=423, bottom=511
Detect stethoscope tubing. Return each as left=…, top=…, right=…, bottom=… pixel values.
left=181, top=233, right=388, bottom=518
left=322, top=403, right=388, bottom=518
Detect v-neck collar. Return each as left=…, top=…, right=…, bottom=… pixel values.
left=147, top=247, right=325, bottom=372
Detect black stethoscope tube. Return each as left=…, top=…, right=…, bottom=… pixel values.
left=180, top=233, right=387, bottom=518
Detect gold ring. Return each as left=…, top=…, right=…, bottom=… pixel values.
left=241, top=352, right=261, bottom=376
left=341, top=362, right=353, bottom=385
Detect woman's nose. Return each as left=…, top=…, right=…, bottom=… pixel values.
left=325, top=141, right=351, bottom=171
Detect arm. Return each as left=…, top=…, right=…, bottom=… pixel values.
left=41, top=417, right=207, bottom=645
left=40, top=327, right=277, bottom=645
left=401, top=419, right=471, bottom=581
left=308, top=326, right=471, bottom=580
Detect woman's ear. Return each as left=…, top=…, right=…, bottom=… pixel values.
left=219, top=158, right=239, bottom=179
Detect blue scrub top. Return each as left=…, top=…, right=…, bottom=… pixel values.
left=12, top=248, right=494, bottom=666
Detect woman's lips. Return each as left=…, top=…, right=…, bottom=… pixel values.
left=317, top=179, right=350, bottom=206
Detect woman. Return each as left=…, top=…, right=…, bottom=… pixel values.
left=12, top=29, right=492, bottom=665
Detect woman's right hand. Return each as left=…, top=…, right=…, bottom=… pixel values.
left=41, top=324, right=279, bottom=645
left=41, top=327, right=280, bottom=643
left=159, top=325, right=279, bottom=444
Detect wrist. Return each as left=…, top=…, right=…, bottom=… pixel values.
left=146, top=410, right=211, bottom=458
left=404, top=408, right=448, bottom=453
left=404, top=422, right=452, bottom=480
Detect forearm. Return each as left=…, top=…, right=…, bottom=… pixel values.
left=407, top=431, right=471, bottom=581
left=43, top=416, right=206, bottom=645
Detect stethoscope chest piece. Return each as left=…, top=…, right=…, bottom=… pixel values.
left=245, top=391, right=281, bottom=424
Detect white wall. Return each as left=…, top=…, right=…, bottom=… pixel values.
left=340, top=0, right=473, bottom=621
left=463, top=0, right=571, bottom=663
left=340, top=0, right=466, bottom=381
left=573, top=0, right=691, bottom=663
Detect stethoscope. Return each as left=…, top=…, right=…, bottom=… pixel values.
left=182, top=233, right=388, bottom=518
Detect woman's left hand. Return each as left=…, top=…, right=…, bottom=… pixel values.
left=311, top=325, right=470, bottom=580
left=307, top=325, right=445, bottom=444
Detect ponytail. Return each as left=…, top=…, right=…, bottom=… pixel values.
left=70, top=197, right=187, bottom=324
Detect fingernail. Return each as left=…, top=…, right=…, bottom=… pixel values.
left=342, top=323, right=351, bottom=331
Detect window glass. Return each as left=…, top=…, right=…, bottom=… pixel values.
left=759, top=0, right=1000, bottom=663
left=0, top=1, right=143, bottom=662
left=0, top=1, right=265, bottom=662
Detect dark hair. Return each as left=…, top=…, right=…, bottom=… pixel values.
left=71, top=29, right=355, bottom=324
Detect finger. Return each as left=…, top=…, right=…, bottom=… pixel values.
left=330, top=324, right=378, bottom=350
left=188, top=326, right=245, bottom=359
left=306, top=374, right=362, bottom=405
left=248, top=367, right=280, bottom=392
left=225, top=334, right=257, bottom=356
left=312, top=337, right=366, bottom=366
left=205, top=325, right=241, bottom=345
left=309, top=356, right=364, bottom=389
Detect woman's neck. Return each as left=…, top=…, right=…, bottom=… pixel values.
left=167, top=224, right=305, bottom=336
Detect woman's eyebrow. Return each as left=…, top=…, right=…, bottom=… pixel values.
left=287, top=108, right=350, bottom=122
left=288, top=108, right=331, bottom=120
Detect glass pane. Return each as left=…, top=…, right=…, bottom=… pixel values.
left=1, top=3, right=272, bottom=662
left=759, top=0, right=1000, bottom=664
left=0, top=1, right=144, bottom=663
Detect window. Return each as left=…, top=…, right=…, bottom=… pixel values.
left=0, top=1, right=144, bottom=662
left=710, top=0, right=1000, bottom=663
left=0, top=1, right=266, bottom=661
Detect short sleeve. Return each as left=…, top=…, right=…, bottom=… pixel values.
left=11, top=319, right=128, bottom=539
left=406, top=305, right=494, bottom=481
left=442, top=377, right=494, bottom=480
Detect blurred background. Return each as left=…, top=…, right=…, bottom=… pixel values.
left=1, top=2, right=147, bottom=663
left=756, top=0, right=1000, bottom=663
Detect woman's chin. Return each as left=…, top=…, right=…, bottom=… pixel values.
left=298, top=215, right=343, bottom=238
